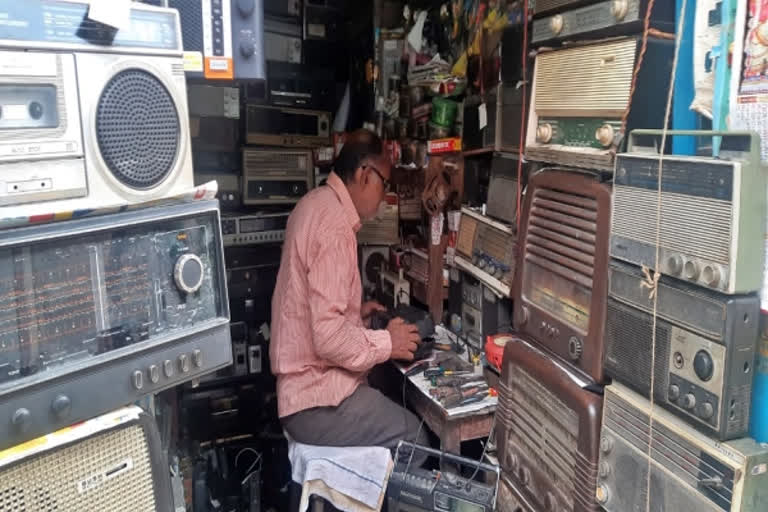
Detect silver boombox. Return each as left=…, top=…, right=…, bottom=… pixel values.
left=0, top=0, right=194, bottom=219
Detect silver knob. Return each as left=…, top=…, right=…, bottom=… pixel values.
left=148, top=364, right=160, bottom=384
left=666, top=254, right=683, bottom=275
left=683, top=259, right=700, bottom=281
left=163, top=359, right=174, bottom=378
left=12, top=408, right=31, bottom=433
left=536, top=123, right=553, bottom=144
left=174, top=253, right=205, bottom=294
left=702, top=264, right=722, bottom=288
left=132, top=370, right=143, bottom=390
left=595, top=124, right=615, bottom=147
left=179, top=354, right=190, bottom=373
left=596, top=484, right=610, bottom=504
left=549, top=15, right=564, bottom=34
left=611, top=0, right=629, bottom=20
left=193, top=349, right=203, bottom=368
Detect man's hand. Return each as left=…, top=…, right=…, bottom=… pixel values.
left=361, top=301, right=387, bottom=327
left=387, top=317, right=421, bottom=361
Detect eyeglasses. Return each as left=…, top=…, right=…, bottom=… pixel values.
left=364, top=165, right=390, bottom=192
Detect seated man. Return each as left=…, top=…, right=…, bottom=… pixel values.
left=270, top=129, right=429, bottom=457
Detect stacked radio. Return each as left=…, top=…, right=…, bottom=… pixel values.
left=595, top=129, right=768, bottom=511
left=0, top=2, right=232, bottom=508
left=493, top=1, right=676, bottom=510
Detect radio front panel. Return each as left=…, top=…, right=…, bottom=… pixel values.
left=598, top=383, right=768, bottom=512
left=0, top=200, right=231, bottom=449
left=514, top=170, right=612, bottom=383
left=605, top=260, right=759, bottom=440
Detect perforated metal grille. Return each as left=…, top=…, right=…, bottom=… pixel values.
left=0, top=424, right=156, bottom=511
left=96, top=69, right=180, bottom=189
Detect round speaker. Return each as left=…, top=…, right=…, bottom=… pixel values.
left=96, top=69, right=180, bottom=189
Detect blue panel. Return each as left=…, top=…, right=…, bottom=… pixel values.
left=671, top=0, right=698, bottom=155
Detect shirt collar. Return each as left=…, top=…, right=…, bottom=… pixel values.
left=327, top=171, right=362, bottom=232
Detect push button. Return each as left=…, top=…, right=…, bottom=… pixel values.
left=179, top=354, right=190, bottom=373
left=163, top=359, right=174, bottom=378
left=132, top=370, right=144, bottom=390
left=148, top=365, right=160, bottom=384
left=193, top=349, right=203, bottom=368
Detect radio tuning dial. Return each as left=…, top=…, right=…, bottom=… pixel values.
left=595, top=124, right=615, bottom=147
left=702, top=264, right=721, bottom=288
left=701, top=401, right=714, bottom=419
left=12, top=408, right=32, bottom=432
left=536, top=123, right=553, bottom=144
left=693, top=350, right=714, bottom=381
left=683, top=259, right=700, bottom=281
left=568, top=336, right=583, bottom=360
left=174, top=254, right=205, bottom=294
left=596, top=484, right=610, bottom=505
left=668, top=384, right=680, bottom=401
left=666, top=254, right=683, bottom=275
left=682, top=393, right=696, bottom=410
left=549, top=15, right=564, bottom=35
left=611, top=0, right=629, bottom=20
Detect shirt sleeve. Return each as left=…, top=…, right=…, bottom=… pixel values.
left=307, top=229, right=392, bottom=371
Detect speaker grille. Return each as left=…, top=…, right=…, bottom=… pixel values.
left=96, top=69, right=180, bottom=189
left=0, top=424, right=156, bottom=511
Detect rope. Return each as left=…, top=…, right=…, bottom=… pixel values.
left=644, top=1, right=688, bottom=510
left=515, top=2, right=529, bottom=235
left=620, top=0, right=657, bottom=134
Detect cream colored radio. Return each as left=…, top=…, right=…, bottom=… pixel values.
left=525, top=36, right=674, bottom=172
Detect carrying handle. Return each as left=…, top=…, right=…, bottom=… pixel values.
left=395, top=440, right=500, bottom=475
left=628, top=130, right=761, bottom=157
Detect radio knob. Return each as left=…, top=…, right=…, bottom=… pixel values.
left=174, top=254, right=205, bottom=294
left=683, top=259, right=700, bottom=281
left=595, top=124, right=615, bottom=147
left=702, top=264, right=722, bottom=288
left=600, top=436, right=613, bottom=454
left=598, top=461, right=611, bottom=479
left=163, top=359, right=174, bottom=378
left=536, top=123, right=553, bottom=144
left=518, top=466, right=531, bottom=486
left=240, top=40, right=256, bottom=58
left=611, top=0, right=629, bottom=20
left=668, top=384, right=680, bottom=401
left=666, top=254, right=683, bottom=275
left=568, top=336, right=583, bottom=360
left=237, top=0, right=256, bottom=15
left=193, top=349, right=203, bottom=368
left=12, top=408, right=32, bottom=433
left=51, top=394, right=72, bottom=419
left=132, top=370, right=144, bottom=390
left=700, top=401, right=715, bottom=420
left=549, top=15, right=564, bottom=35
left=682, top=393, right=696, bottom=410
left=693, top=350, right=714, bottom=381
left=148, top=364, right=160, bottom=384
left=544, top=492, right=557, bottom=510
left=179, top=354, right=190, bottom=373
left=596, top=484, right=610, bottom=505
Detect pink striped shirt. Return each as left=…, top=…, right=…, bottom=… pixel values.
left=270, top=172, right=392, bottom=418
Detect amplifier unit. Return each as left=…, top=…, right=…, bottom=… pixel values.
left=0, top=200, right=231, bottom=450
left=188, top=84, right=240, bottom=118
left=461, top=275, right=512, bottom=350
left=245, top=104, right=331, bottom=147
left=169, top=0, right=234, bottom=80
left=194, top=172, right=241, bottom=210
left=264, top=16, right=302, bottom=64
left=487, top=154, right=520, bottom=225
left=598, top=382, right=768, bottom=512
left=605, top=259, right=759, bottom=441
left=221, top=211, right=289, bottom=246
left=496, top=84, right=527, bottom=154
left=611, top=130, right=766, bottom=294
left=0, top=1, right=194, bottom=219
left=532, top=0, right=675, bottom=45
left=241, top=148, right=314, bottom=205
left=267, top=61, right=336, bottom=111
left=230, top=0, right=267, bottom=81
left=530, top=0, right=603, bottom=17
left=513, top=169, right=612, bottom=383
left=358, top=193, right=399, bottom=246
left=0, top=406, right=172, bottom=511
left=388, top=442, right=499, bottom=512
left=497, top=336, right=603, bottom=512
left=304, top=3, right=341, bottom=41
left=525, top=36, right=674, bottom=172
left=455, top=207, right=517, bottom=297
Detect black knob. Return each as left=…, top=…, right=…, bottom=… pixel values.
left=237, top=0, right=256, bottom=15
left=240, top=40, right=255, bottom=57
left=12, top=408, right=32, bottom=433
left=568, top=336, right=583, bottom=360
left=693, top=350, right=714, bottom=381
left=28, top=101, right=43, bottom=120
left=51, top=394, right=72, bottom=419
left=668, top=384, right=680, bottom=401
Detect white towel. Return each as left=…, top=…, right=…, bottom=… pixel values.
left=286, top=434, right=393, bottom=512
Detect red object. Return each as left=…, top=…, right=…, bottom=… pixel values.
left=427, top=137, right=462, bottom=154
left=485, top=334, right=514, bottom=371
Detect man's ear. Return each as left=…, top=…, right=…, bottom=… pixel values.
left=353, top=166, right=367, bottom=187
